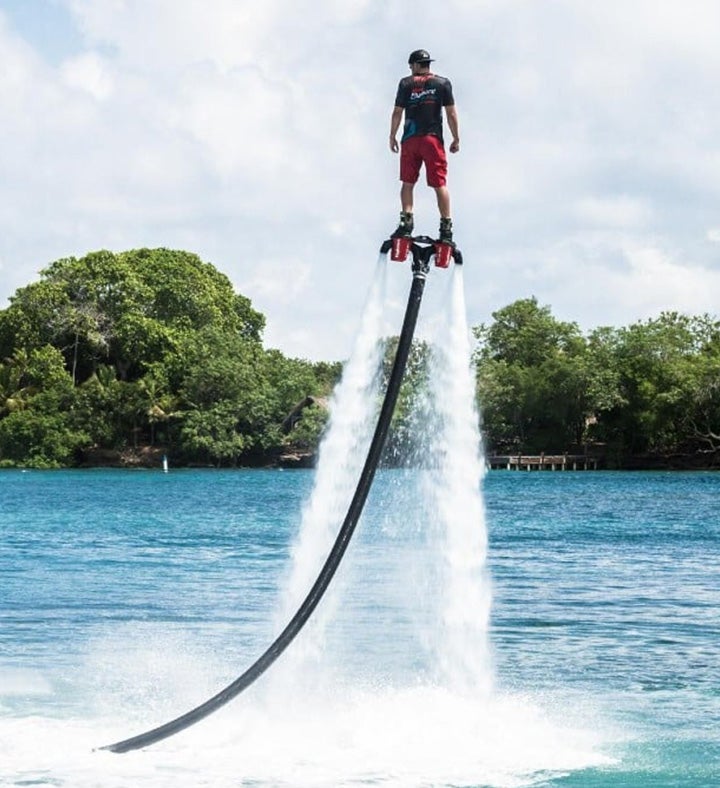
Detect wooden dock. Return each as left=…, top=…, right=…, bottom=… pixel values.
left=487, top=453, right=600, bottom=471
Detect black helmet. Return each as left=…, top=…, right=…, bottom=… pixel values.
left=408, top=49, right=434, bottom=65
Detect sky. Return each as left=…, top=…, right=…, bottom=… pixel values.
left=1, top=0, right=720, bottom=361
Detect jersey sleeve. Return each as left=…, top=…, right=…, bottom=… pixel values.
left=394, top=78, right=410, bottom=108
left=442, top=78, right=455, bottom=106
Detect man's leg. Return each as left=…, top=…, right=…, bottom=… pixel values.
left=426, top=137, right=452, bottom=239
left=401, top=182, right=415, bottom=213
left=434, top=185, right=451, bottom=219
left=394, top=139, right=422, bottom=236
left=392, top=181, right=415, bottom=236
left=434, top=186, right=453, bottom=242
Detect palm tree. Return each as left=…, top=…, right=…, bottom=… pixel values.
left=138, top=376, right=183, bottom=446
left=0, top=350, right=35, bottom=416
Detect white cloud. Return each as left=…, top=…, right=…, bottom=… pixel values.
left=496, top=240, right=720, bottom=334
left=574, top=196, right=652, bottom=229
left=241, top=257, right=313, bottom=306
left=61, top=51, right=113, bottom=99
left=614, top=245, right=720, bottom=319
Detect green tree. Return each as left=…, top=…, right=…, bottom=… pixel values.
left=688, top=351, right=720, bottom=456
left=590, top=312, right=720, bottom=459
left=176, top=326, right=278, bottom=464
left=0, top=248, right=279, bottom=463
left=286, top=402, right=330, bottom=452
left=473, top=298, right=592, bottom=453
left=180, top=403, right=248, bottom=466
left=262, top=350, right=338, bottom=457
left=0, top=346, right=87, bottom=467
left=137, top=373, right=183, bottom=446
left=0, top=349, right=36, bottom=416
left=73, top=366, right=153, bottom=450
left=0, top=248, right=265, bottom=383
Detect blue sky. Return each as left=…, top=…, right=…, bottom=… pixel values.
left=1, top=0, right=719, bottom=360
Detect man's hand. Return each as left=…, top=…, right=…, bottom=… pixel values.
left=389, top=107, right=403, bottom=153
left=445, top=105, right=460, bottom=153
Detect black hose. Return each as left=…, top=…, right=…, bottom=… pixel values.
left=101, top=268, right=428, bottom=753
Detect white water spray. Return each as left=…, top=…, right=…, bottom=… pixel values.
left=422, top=265, right=492, bottom=693
left=274, top=255, right=391, bottom=658
left=275, top=260, right=492, bottom=695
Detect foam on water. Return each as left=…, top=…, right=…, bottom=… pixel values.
left=0, top=667, right=53, bottom=699
left=2, top=663, right=613, bottom=788
left=3, top=678, right=614, bottom=788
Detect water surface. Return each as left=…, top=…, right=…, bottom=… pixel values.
left=1, top=469, right=718, bottom=786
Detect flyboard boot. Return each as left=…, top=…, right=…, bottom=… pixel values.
left=389, top=211, right=414, bottom=262
left=435, top=217, right=455, bottom=268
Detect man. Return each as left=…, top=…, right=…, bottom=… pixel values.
left=389, top=49, right=459, bottom=243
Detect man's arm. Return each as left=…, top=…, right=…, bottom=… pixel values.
left=389, top=106, right=403, bottom=152
left=445, top=105, right=459, bottom=153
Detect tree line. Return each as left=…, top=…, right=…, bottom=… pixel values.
left=473, top=297, right=720, bottom=468
left=0, top=249, right=718, bottom=469
left=0, top=249, right=339, bottom=468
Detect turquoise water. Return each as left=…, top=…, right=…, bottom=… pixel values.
left=1, top=468, right=718, bottom=787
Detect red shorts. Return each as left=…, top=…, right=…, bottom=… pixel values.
left=400, top=135, right=448, bottom=188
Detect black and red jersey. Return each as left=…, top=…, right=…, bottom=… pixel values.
left=394, top=73, right=455, bottom=143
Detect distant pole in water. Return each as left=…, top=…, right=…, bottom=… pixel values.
left=162, top=454, right=168, bottom=473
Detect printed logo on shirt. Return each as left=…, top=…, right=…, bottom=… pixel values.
left=410, top=87, right=437, bottom=101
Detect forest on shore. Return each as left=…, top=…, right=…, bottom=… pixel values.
left=0, top=248, right=718, bottom=469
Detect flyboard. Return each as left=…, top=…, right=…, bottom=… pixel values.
left=381, top=232, right=463, bottom=268
left=100, top=228, right=462, bottom=754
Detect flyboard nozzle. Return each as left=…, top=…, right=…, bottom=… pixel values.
left=411, top=255, right=430, bottom=278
